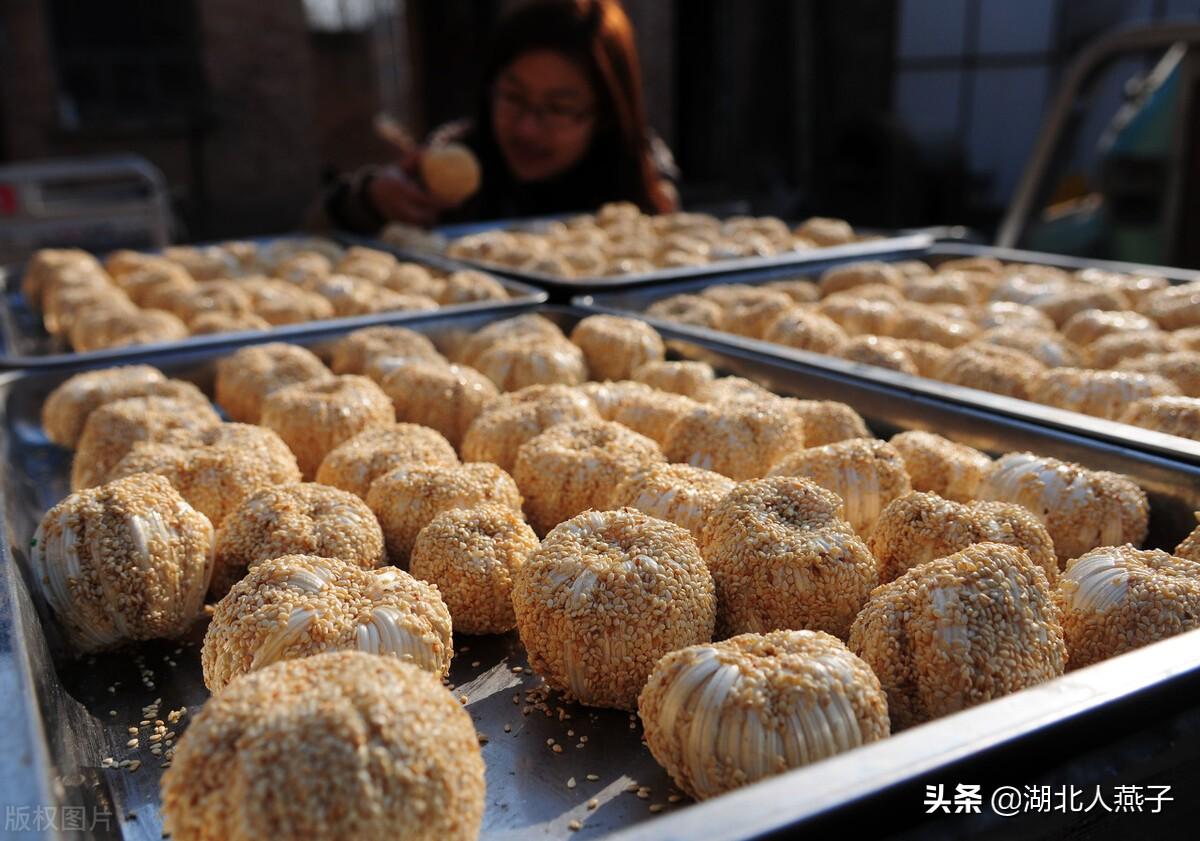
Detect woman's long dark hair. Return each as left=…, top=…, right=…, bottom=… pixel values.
left=453, top=0, right=673, bottom=219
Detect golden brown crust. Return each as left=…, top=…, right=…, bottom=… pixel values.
left=161, top=651, right=485, bottom=841
left=849, top=543, right=1066, bottom=730
left=513, top=508, right=715, bottom=709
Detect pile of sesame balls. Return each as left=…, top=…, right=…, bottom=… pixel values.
left=25, top=311, right=1200, bottom=840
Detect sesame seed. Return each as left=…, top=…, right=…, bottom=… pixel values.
left=552, top=744, right=563, bottom=753
left=586, top=774, right=599, bottom=781
left=587, top=799, right=598, bottom=810
left=568, top=820, right=582, bottom=831
left=649, top=803, right=664, bottom=813
left=567, top=777, right=576, bottom=789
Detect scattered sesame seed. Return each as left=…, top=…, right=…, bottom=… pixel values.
left=471, top=661, right=481, bottom=668
left=567, top=777, right=576, bottom=789
left=126, top=739, right=138, bottom=748
left=503, top=724, right=511, bottom=733
left=587, top=799, right=598, bottom=810
left=568, top=820, right=582, bottom=831
left=586, top=774, right=599, bottom=781
left=459, top=695, right=469, bottom=705
left=649, top=803, right=664, bottom=813
left=552, top=744, right=563, bottom=754
left=668, top=794, right=682, bottom=803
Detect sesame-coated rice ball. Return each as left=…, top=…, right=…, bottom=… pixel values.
left=514, top=419, right=665, bottom=534
left=701, top=477, right=876, bottom=639
left=576, top=379, right=654, bottom=418
left=631, top=359, right=715, bottom=396
left=214, top=343, right=330, bottom=424
left=849, top=542, right=1065, bottom=730
left=116, top=262, right=195, bottom=307
left=716, top=288, right=795, bottom=338
left=42, top=366, right=205, bottom=448
left=47, top=280, right=136, bottom=338
left=378, top=361, right=498, bottom=449
left=977, top=452, right=1150, bottom=564
left=454, top=313, right=566, bottom=366
left=888, top=430, right=991, bottom=501
left=32, top=474, right=214, bottom=653
left=314, top=422, right=459, bottom=499
left=23, top=247, right=104, bottom=307
left=186, top=310, right=273, bottom=335
left=1028, top=367, right=1181, bottom=420
left=638, top=630, right=890, bottom=800
left=1136, top=282, right=1200, bottom=329
left=438, top=269, right=509, bottom=304
left=1060, top=309, right=1158, bottom=346
left=936, top=343, right=1045, bottom=400
left=242, top=277, right=336, bottom=324
left=975, top=327, right=1082, bottom=368
left=817, top=261, right=903, bottom=297
left=1033, top=287, right=1130, bottom=327
left=816, top=296, right=901, bottom=336
left=887, top=304, right=979, bottom=348
left=202, top=555, right=453, bottom=691
left=1055, top=545, right=1200, bottom=671
left=1074, top=268, right=1168, bottom=304
left=664, top=400, right=806, bottom=480
left=71, top=307, right=189, bottom=351
left=765, top=277, right=821, bottom=302
left=1172, top=326, right=1200, bottom=351
left=768, top=438, right=912, bottom=535
left=161, top=651, right=485, bottom=841
left=367, top=462, right=523, bottom=564
left=1088, top=330, right=1179, bottom=369
left=329, top=325, right=442, bottom=375
left=609, top=389, right=698, bottom=447
left=780, top=398, right=872, bottom=446
left=796, top=216, right=855, bottom=247
left=409, top=504, right=539, bottom=634
left=1119, top=351, right=1200, bottom=397
left=646, top=293, right=724, bottom=330
left=1119, top=395, right=1200, bottom=441
left=212, top=483, right=385, bottom=597
left=975, top=301, right=1056, bottom=332
left=71, top=396, right=222, bottom=491
left=761, top=308, right=850, bottom=355
left=869, top=491, right=1057, bottom=584
left=107, top=423, right=301, bottom=528
left=893, top=338, right=952, bottom=377
left=474, top=335, right=588, bottom=391
left=693, top=375, right=776, bottom=405
left=512, top=508, right=716, bottom=710
left=1177, top=516, right=1200, bottom=562
left=902, top=271, right=980, bottom=305
left=840, top=335, right=920, bottom=376
left=460, top=391, right=599, bottom=473
left=569, top=314, right=666, bottom=380
left=610, top=462, right=735, bottom=538
left=261, top=375, right=394, bottom=479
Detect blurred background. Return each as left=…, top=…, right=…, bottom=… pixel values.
left=3, top=0, right=1200, bottom=262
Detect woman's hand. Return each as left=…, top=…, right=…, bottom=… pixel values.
left=366, top=164, right=442, bottom=229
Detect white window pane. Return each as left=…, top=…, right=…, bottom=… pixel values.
left=898, top=0, right=966, bottom=58
left=978, top=0, right=1056, bottom=55
left=894, top=70, right=963, bottom=148
left=968, top=67, right=1052, bottom=204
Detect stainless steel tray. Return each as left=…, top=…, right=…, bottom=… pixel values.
left=345, top=224, right=936, bottom=299
left=578, top=243, right=1200, bottom=466
left=4, top=304, right=1200, bottom=841
left=0, top=236, right=547, bottom=370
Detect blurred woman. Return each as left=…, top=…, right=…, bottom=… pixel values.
left=323, top=0, right=677, bottom=232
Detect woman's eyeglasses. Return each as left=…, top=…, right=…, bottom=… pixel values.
left=492, top=88, right=595, bottom=131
